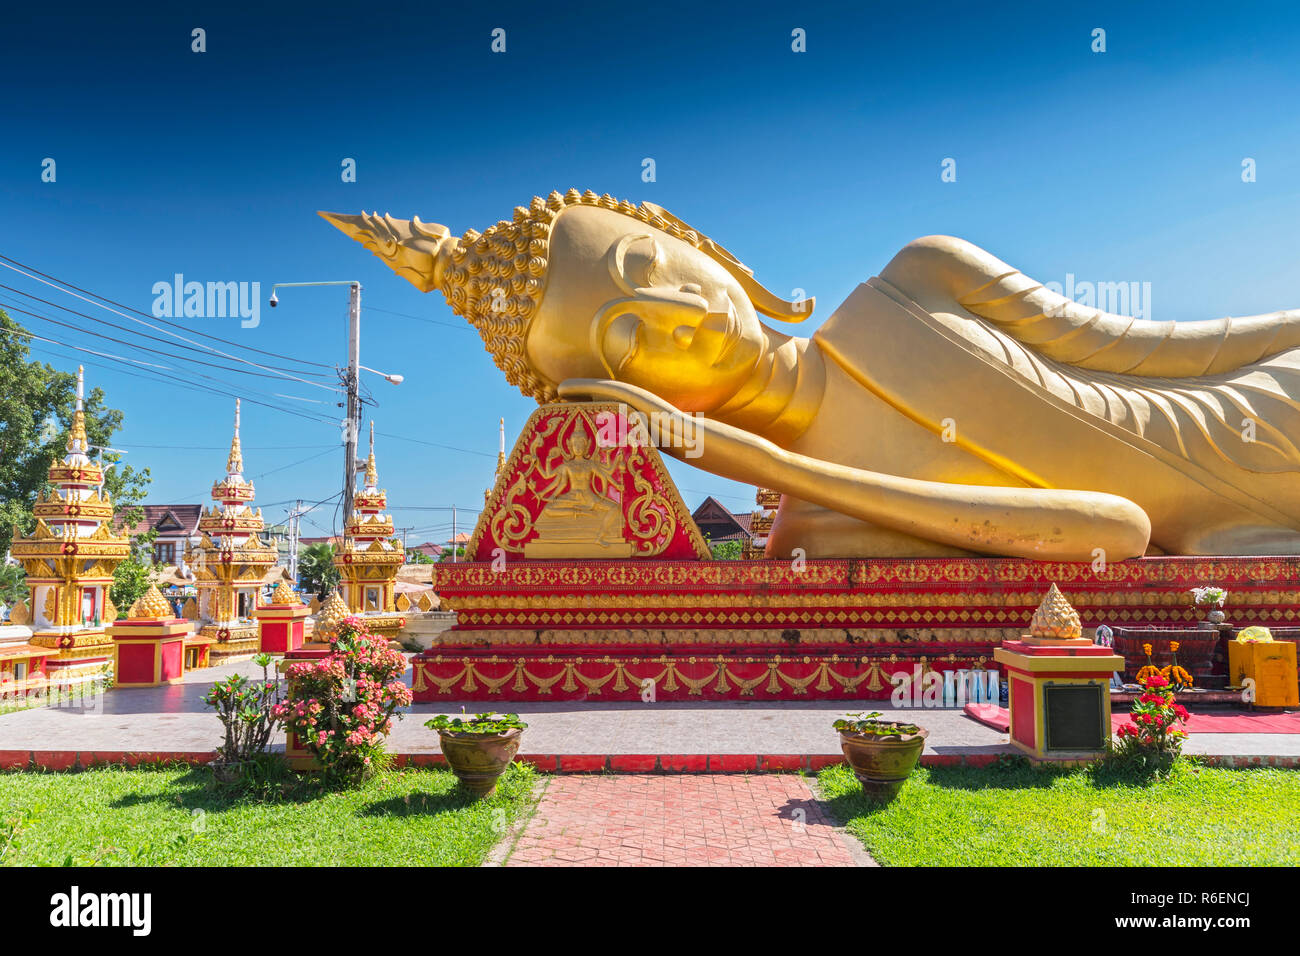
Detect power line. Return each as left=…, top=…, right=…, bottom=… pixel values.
left=0, top=253, right=334, bottom=369
left=15, top=334, right=340, bottom=428
left=0, top=283, right=334, bottom=379
left=0, top=257, right=337, bottom=391
left=0, top=296, right=335, bottom=397
left=365, top=304, right=474, bottom=333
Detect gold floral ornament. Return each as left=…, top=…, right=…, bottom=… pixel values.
left=314, top=590, right=350, bottom=639
left=131, top=584, right=174, bottom=620
left=1029, top=583, right=1082, bottom=641
left=271, top=580, right=298, bottom=605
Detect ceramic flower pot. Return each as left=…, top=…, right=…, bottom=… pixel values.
left=437, top=727, right=524, bottom=797
left=838, top=727, right=928, bottom=801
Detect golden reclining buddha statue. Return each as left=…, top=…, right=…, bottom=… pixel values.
left=323, top=190, right=1300, bottom=562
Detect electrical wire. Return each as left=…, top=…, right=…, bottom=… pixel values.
left=0, top=253, right=334, bottom=369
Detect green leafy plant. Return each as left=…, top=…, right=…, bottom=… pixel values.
left=298, top=542, right=340, bottom=598
left=277, top=616, right=411, bottom=787
left=202, top=653, right=283, bottom=766
left=833, top=711, right=921, bottom=737
left=1108, top=672, right=1189, bottom=778
left=426, top=712, right=528, bottom=736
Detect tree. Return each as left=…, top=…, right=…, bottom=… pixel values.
left=404, top=549, right=435, bottom=565
left=110, top=528, right=160, bottom=618
left=0, top=564, right=28, bottom=606
left=707, top=537, right=744, bottom=560
left=0, top=310, right=151, bottom=556
left=299, top=543, right=339, bottom=597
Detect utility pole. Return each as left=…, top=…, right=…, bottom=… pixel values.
left=342, top=281, right=361, bottom=520
left=451, top=506, right=457, bottom=563
left=269, top=280, right=402, bottom=529
left=288, top=499, right=304, bottom=581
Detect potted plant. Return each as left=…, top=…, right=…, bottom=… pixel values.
left=425, top=712, right=527, bottom=797
left=1191, top=585, right=1228, bottom=626
left=834, top=711, right=928, bottom=801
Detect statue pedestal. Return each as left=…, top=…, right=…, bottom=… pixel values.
left=109, top=618, right=192, bottom=688
left=993, top=640, right=1123, bottom=762
left=413, top=554, right=1300, bottom=703
left=254, top=602, right=310, bottom=655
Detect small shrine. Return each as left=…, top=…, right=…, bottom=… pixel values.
left=11, top=366, right=131, bottom=678
left=255, top=580, right=310, bottom=655
left=994, top=584, right=1124, bottom=761
left=109, top=584, right=190, bottom=688
left=335, top=423, right=404, bottom=639
left=187, top=400, right=279, bottom=662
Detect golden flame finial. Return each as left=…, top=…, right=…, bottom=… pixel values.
left=226, top=399, right=243, bottom=475
left=67, top=365, right=88, bottom=455
left=1029, top=583, right=1083, bottom=641
left=363, top=420, right=379, bottom=489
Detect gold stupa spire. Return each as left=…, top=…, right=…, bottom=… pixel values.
left=1029, top=583, right=1083, bottom=641
left=496, top=417, right=506, bottom=476
left=66, top=365, right=88, bottom=456
left=271, top=580, right=298, bottom=605
left=314, top=589, right=350, bottom=639
left=226, top=399, right=243, bottom=475
left=130, top=583, right=173, bottom=621
left=363, top=420, right=379, bottom=488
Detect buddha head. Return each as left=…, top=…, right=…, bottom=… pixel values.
left=321, top=190, right=812, bottom=411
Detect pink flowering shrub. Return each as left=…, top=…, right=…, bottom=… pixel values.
left=1108, top=672, right=1189, bottom=777
left=273, top=616, right=412, bottom=787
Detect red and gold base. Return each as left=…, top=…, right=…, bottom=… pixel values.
left=416, top=555, right=1300, bottom=702
left=994, top=640, right=1124, bottom=761
left=202, top=623, right=260, bottom=663
left=254, top=603, right=310, bottom=655
left=29, top=630, right=115, bottom=680
left=414, top=645, right=999, bottom=702
left=109, top=619, right=191, bottom=688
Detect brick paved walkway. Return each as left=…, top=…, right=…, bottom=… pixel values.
left=501, top=774, right=867, bottom=867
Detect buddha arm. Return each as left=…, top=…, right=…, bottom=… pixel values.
left=558, top=379, right=1151, bottom=562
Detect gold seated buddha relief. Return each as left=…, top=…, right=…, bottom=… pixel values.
left=323, top=191, right=1300, bottom=562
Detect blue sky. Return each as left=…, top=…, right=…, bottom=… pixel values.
left=3, top=0, right=1298, bottom=545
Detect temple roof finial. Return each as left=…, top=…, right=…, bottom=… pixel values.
left=227, top=399, right=243, bottom=475
left=66, top=365, right=88, bottom=455
left=363, top=420, right=379, bottom=489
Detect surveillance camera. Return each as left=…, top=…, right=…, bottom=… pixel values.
left=269, top=293, right=279, bottom=307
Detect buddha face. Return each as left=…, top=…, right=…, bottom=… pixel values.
left=526, top=206, right=767, bottom=412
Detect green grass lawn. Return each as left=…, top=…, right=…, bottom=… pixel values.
left=0, top=761, right=536, bottom=866
left=818, top=761, right=1300, bottom=866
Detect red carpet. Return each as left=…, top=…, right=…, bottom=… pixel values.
left=963, top=703, right=1300, bottom=734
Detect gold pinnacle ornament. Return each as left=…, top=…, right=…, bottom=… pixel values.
left=1025, top=584, right=1088, bottom=646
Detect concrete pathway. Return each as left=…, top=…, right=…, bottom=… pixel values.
left=0, top=657, right=1296, bottom=762
left=499, top=773, right=870, bottom=867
